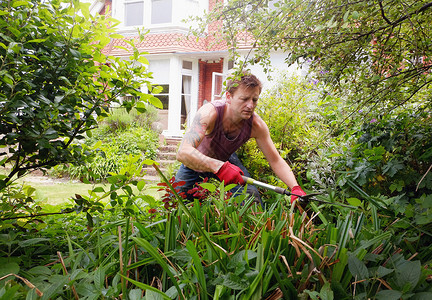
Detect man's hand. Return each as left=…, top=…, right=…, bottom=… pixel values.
left=290, top=185, right=306, bottom=204
left=215, top=162, right=245, bottom=185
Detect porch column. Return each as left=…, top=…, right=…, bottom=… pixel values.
left=187, top=60, right=199, bottom=128
left=167, top=56, right=182, bottom=136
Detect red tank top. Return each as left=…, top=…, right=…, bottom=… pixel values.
left=196, top=100, right=253, bottom=161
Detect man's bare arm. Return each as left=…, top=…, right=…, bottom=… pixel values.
left=252, top=115, right=299, bottom=189
left=176, top=104, right=224, bottom=173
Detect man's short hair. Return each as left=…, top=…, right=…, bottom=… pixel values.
left=226, top=72, right=262, bottom=95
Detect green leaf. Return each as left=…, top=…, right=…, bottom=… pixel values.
left=186, top=240, right=208, bottom=300
left=0, top=262, right=20, bottom=277
left=152, top=86, right=163, bottom=94
left=346, top=197, right=362, bottom=207
left=421, top=194, right=432, bottom=208
left=18, top=238, right=50, bottom=248
left=319, top=282, right=334, bottom=300
left=198, top=182, right=217, bottom=192
left=376, top=266, right=393, bottom=277
left=137, top=180, right=146, bottom=191
left=0, top=284, right=20, bottom=300
left=28, top=266, right=52, bottom=276
left=375, top=289, right=402, bottom=300
left=94, top=267, right=105, bottom=290
left=129, top=289, right=147, bottom=300
left=137, top=56, right=149, bottom=65
left=410, top=292, right=432, bottom=300
left=394, top=260, right=421, bottom=291
left=135, top=101, right=147, bottom=113
left=26, top=39, right=47, bottom=43
left=92, top=187, right=105, bottom=193
left=143, top=159, right=156, bottom=165
left=218, top=273, right=248, bottom=290
left=12, top=1, right=30, bottom=8
left=120, top=275, right=171, bottom=300
left=40, top=276, right=69, bottom=300
left=110, top=34, right=124, bottom=39
left=131, top=238, right=185, bottom=299
left=348, top=255, right=368, bottom=281
left=149, top=96, right=163, bottom=109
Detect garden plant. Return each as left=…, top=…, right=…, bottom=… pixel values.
left=1, top=0, right=432, bottom=299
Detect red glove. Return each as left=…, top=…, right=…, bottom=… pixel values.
left=215, top=162, right=245, bottom=185
left=290, top=186, right=306, bottom=204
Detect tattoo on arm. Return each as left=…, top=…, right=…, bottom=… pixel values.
left=183, top=112, right=208, bottom=148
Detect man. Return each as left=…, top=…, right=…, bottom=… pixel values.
left=175, top=72, right=306, bottom=203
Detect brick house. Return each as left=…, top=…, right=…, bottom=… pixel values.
left=91, top=0, right=304, bottom=138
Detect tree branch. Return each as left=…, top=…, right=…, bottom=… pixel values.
left=378, top=1, right=392, bottom=25
left=1, top=209, right=75, bottom=221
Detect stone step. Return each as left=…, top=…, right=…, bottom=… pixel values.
left=144, top=159, right=176, bottom=169
left=157, top=152, right=177, bottom=160
left=142, top=167, right=164, bottom=177
left=139, top=136, right=181, bottom=183
left=141, top=174, right=165, bottom=183
left=159, top=144, right=178, bottom=153
left=164, top=137, right=182, bottom=145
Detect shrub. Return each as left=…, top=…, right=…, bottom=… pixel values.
left=53, top=125, right=159, bottom=181
left=238, top=74, right=326, bottom=199
left=100, top=106, right=160, bottom=133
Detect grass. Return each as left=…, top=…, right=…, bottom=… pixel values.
left=1, top=168, right=162, bottom=207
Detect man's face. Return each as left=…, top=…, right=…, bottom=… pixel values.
left=226, top=85, right=260, bottom=120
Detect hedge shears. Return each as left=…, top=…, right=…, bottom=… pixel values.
left=242, top=176, right=356, bottom=208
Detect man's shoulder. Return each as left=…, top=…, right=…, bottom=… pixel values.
left=196, top=102, right=219, bottom=125
left=251, top=113, right=269, bottom=137
left=251, top=112, right=266, bottom=126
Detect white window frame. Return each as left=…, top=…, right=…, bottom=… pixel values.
left=124, top=0, right=146, bottom=27
left=211, top=72, right=225, bottom=102
left=151, top=0, right=173, bottom=24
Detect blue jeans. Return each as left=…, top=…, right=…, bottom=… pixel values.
left=174, top=153, right=262, bottom=205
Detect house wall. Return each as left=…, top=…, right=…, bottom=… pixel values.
left=198, top=59, right=224, bottom=107
left=112, top=0, right=207, bottom=33
left=102, top=0, right=306, bottom=138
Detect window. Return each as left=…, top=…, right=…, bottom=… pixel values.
left=211, top=73, right=224, bottom=102
left=181, top=75, right=192, bottom=129
left=227, top=59, right=234, bottom=70
left=182, top=60, right=193, bottom=70
left=151, top=0, right=172, bottom=24
left=154, top=84, right=169, bottom=109
left=155, top=85, right=169, bottom=109
left=125, top=0, right=144, bottom=26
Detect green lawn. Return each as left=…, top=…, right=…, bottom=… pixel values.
left=28, top=180, right=162, bottom=208
left=1, top=168, right=162, bottom=208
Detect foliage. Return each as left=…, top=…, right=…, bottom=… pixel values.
left=193, top=0, right=432, bottom=124
left=0, top=0, right=162, bottom=188
left=0, top=181, right=45, bottom=231
left=52, top=110, right=159, bottom=182
left=335, top=110, right=432, bottom=195
left=2, top=0, right=432, bottom=299
left=238, top=74, right=326, bottom=201
left=331, top=109, right=432, bottom=260
left=101, top=106, right=159, bottom=133
left=2, top=168, right=432, bottom=299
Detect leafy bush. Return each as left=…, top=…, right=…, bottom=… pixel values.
left=0, top=0, right=159, bottom=188
left=2, top=161, right=432, bottom=299
left=50, top=106, right=160, bottom=181
left=335, top=110, right=432, bottom=195
left=238, top=74, right=327, bottom=201
left=101, top=106, right=159, bottom=132
left=53, top=126, right=158, bottom=181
